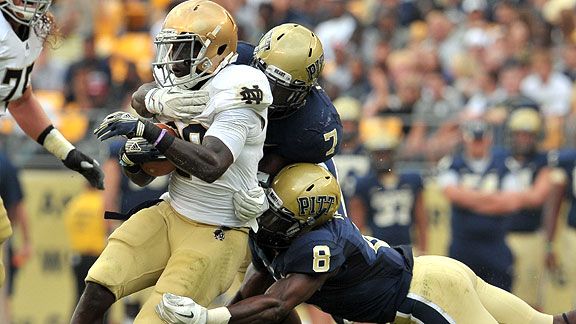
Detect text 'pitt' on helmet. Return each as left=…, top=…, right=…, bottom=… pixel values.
left=254, top=163, right=340, bottom=249
left=0, top=0, right=52, bottom=26
left=152, top=0, right=238, bottom=90
left=253, top=23, right=325, bottom=119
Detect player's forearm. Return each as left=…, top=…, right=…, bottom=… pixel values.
left=150, top=128, right=231, bottom=183
left=8, top=88, right=53, bottom=140
left=226, top=295, right=293, bottom=324
left=444, top=187, right=520, bottom=215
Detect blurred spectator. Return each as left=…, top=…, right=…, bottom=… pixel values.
left=521, top=48, right=573, bottom=149
left=315, top=0, right=360, bottom=63
left=561, top=41, right=576, bottom=81
left=521, top=48, right=573, bottom=117
left=403, top=71, right=463, bottom=162
left=63, top=35, right=112, bottom=109
left=0, top=151, right=31, bottom=323
left=349, top=126, right=427, bottom=253
left=424, top=10, right=465, bottom=79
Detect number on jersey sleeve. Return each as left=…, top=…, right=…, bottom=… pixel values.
left=2, top=64, right=34, bottom=103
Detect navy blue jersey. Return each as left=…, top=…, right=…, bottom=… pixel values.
left=250, top=216, right=412, bottom=323
left=503, top=151, right=550, bottom=232
left=353, top=172, right=423, bottom=245
left=554, top=149, right=576, bottom=228
left=236, top=42, right=342, bottom=164
left=0, top=152, right=23, bottom=210
left=441, top=153, right=513, bottom=289
left=332, top=146, right=370, bottom=201
left=108, top=140, right=169, bottom=213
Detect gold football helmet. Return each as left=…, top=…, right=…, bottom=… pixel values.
left=253, top=23, right=324, bottom=119
left=507, top=108, right=542, bottom=133
left=0, top=0, right=52, bottom=25
left=152, top=0, right=238, bottom=89
left=507, top=108, right=542, bottom=156
left=254, top=163, right=340, bottom=249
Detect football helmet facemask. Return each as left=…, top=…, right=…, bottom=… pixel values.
left=152, top=0, right=238, bottom=89
left=254, top=163, right=340, bottom=249
left=253, top=23, right=324, bottom=119
left=0, top=0, right=52, bottom=26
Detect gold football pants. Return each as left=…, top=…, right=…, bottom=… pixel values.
left=86, top=201, right=249, bottom=323
left=394, top=255, right=553, bottom=324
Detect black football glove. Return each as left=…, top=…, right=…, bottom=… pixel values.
left=119, top=137, right=167, bottom=167
left=62, top=149, right=105, bottom=190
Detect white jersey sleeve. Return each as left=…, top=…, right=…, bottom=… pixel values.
left=194, top=64, right=272, bottom=125
left=0, top=13, right=43, bottom=113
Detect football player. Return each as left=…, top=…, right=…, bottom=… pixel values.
left=70, top=1, right=272, bottom=323
left=502, top=108, right=556, bottom=307
left=154, top=163, right=576, bottom=324
left=545, top=147, right=576, bottom=306
left=349, top=120, right=427, bottom=253
left=438, top=121, right=515, bottom=290
left=0, top=0, right=104, bottom=287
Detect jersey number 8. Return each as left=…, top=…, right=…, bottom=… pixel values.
left=312, top=245, right=331, bottom=272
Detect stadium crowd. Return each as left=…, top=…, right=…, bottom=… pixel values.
left=2, top=0, right=576, bottom=323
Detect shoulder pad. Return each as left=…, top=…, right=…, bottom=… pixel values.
left=283, top=231, right=345, bottom=274
left=207, top=65, right=273, bottom=113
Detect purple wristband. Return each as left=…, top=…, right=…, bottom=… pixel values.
left=153, top=129, right=168, bottom=146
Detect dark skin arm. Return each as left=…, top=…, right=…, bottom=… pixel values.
left=131, top=82, right=157, bottom=118
left=228, top=264, right=302, bottom=324
left=160, top=135, right=233, bottom=183
left=227, top=266, right=331, bottom=324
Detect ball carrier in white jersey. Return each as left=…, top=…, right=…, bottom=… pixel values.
left=0, top=0, right=104, bottom=288
left=72, top=1, right=272, bottom=323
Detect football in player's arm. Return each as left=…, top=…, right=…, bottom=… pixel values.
left=1, top=0, right=104, bottom=189
left=155, top=163, right=576, bottom=324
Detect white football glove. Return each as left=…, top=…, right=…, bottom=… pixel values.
left=155, top=293, right=207, bottom=324
left=233, top=186, right=269, bottom=222
left=145, top=87, right=210, bottom=122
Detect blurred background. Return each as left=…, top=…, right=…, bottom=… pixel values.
left=2, top=0, right=576, bottom=323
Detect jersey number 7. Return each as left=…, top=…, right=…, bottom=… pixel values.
left=2, top=65, right=34, bottom=103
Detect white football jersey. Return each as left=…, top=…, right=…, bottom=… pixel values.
left=0, top=13, right=44, bottom=113
left=163, top=64, right=272, bottom=228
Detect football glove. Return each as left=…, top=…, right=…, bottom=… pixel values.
left=233, top=186, right=269, bottom=223
left=94, top=112, right=147, bottom=141
left=62, top=149, right=105, bottom=189
left=155, top=293, right=207, bottom=324
left=145, top=87, right=209, bottom=122
left=119, top=137, right=166, bottom=167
